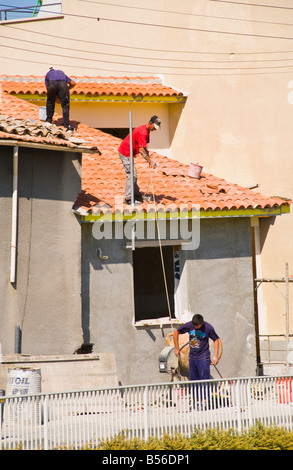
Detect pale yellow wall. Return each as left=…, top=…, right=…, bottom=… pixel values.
left=69, top=101, right=171, bottom=156
left=33, top=99, right=172, bottom=155
left=1, top=0, right=293, bottom=337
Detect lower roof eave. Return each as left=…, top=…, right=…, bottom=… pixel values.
left=76, top=205, right=290, bottom=222
left=199, top=206, right=290, bottom=218
left=0, top=139, right=98, bottom=154
left=14, top=94, right=186, bottom=104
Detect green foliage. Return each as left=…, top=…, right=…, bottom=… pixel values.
left=85, top=423, right=293, bottom=450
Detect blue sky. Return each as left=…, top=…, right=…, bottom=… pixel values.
left=0, top=1, right=42, bottom=20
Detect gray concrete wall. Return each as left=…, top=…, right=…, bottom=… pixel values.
left=0, top=354, right=119, bottom=393
left=180, top=218, right=257, bottom=380
left=0, top=145, right=83, bottom=355
left=82, top=217, right=257, bottom=385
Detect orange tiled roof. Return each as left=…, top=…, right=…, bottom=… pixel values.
left=71, top=122, right=291, bottom=216
left=0, top=90, right=41, bottom=120
left=0, top=90, right=290, bottom=216
left=74, top=147, right=291, bottom=216
left=0, top=76, right=186, bottom=100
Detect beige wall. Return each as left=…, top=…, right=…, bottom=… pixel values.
left=29, top=99, right=174, bottom=156
left=69, top=101, right=172, bottom=156
left=1, top=0, right=293, bottom=338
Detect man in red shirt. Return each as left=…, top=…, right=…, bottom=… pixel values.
left=118, top=115, right=161, bottom=204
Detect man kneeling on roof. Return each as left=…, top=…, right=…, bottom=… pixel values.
left=118, top=115, right=161, bottom=205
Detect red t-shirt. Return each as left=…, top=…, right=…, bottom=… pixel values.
left=118, top=124, right=150, bottom=157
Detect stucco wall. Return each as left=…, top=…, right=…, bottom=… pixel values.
left=82, top=216, right=256, bottom=385
left=0, top=145, right=83, bottom=355
left=181, top=217, right=256, bottom=379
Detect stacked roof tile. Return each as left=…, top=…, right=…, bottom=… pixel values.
left=0, top=92, right=98, bottom=151
left=0, top=86, right=290, bottom=217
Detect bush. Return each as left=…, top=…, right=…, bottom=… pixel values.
left=91, top=423, right=293, bottom=450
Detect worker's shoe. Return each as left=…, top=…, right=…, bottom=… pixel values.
left=124, top=198, right=142, bottom=206
left=135, top=192, right=145, bottom=202
left=65, top=126, right=74, bottom=132
left=124, top=192, right=146, bottom=205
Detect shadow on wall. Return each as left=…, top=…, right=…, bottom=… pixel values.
left=168, top=103, right=185, bottom=146
left=0, top=146, right=81, bottom=202
left=259, top=216, right=276, bottom=253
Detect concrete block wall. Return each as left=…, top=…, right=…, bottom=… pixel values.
left=82, top=217, right=257, bottom=385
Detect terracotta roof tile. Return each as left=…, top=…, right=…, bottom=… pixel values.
left=72, top=121, right=291, bottom=215
left=0, top=76, right=185, bottom=99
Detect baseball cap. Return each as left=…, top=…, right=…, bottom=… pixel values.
left=150, top=115, right=161, bottom=130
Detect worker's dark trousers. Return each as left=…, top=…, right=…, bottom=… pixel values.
left=189, top=358, right=211, bottom=405
left=46, top=80, right=70, bottom=128
left=189, top=358, right=211, bottom=381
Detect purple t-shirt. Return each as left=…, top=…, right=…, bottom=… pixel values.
left=177, top=321, right=219, bottom=360
left=45, top=70, right=71, bottom=87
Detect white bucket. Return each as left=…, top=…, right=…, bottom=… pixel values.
left=188, top=162, right=203, bottom=179
left=5, top=368, right=41, bottom=424
left=6, top=368, right=41, bottom=396
left=39, top=106, right=47, bottom=121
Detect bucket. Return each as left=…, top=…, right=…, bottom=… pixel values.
left=5, top=368, right=41, bottom=424
left=39, top=106, right=47, bottom=121
left=6, top=368, right=41, bottom=397
left=188, top=162, right=203, bottom=179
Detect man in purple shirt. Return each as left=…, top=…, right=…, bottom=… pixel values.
left=45, top=67, right=76, bottom=130
left=173, top=314, right=220, bottom=381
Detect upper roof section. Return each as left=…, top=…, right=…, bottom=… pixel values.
left=0, top=75, right=187, bottom=103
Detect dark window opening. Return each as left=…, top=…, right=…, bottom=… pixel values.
left=98, top=128, right=129, bottom=140
left=133, top=246, right=175, bottom=322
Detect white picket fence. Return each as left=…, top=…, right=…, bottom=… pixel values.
left=1, top=375, right=293, bottom=450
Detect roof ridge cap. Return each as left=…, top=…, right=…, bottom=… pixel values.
left=71, top=76, right=162, bottom=84
left=0, top=75, right=44, bottom=82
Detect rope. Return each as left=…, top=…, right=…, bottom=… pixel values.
left=148, top=167, right=173, bottom=323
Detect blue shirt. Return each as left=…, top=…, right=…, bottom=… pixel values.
left=177, top=321, right=219, bottom=360
left=45, top=70, right=71, bottom=87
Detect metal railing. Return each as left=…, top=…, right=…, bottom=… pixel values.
left=0, top=3, right=62, bottom=21
left=1, top=375, right=293, bottom=450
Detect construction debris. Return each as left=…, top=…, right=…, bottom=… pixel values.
left=0, top=114, right=100, bottom=152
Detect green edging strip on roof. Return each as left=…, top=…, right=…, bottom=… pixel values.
left=81, top=205, right=290, bottom=223
left=15, top=93, right=186, bottom=104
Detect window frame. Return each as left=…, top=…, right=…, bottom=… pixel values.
left=131, top=241, right=186, bottom=327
